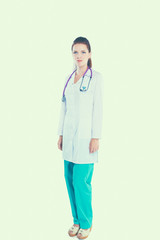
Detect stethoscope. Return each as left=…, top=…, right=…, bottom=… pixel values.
left=62, top=67, right=92, bottom=102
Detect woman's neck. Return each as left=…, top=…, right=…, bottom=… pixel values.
left=76, top=65, right=88, bottom=76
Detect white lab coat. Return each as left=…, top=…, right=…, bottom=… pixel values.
left=57, top=68, right=103, bottom=164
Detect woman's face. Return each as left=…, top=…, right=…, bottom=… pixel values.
left=72, top=43, right=91, bottom=68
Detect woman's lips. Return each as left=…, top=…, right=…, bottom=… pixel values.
left=77, top=60, right=82, bottom=62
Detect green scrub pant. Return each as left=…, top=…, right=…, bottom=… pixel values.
left=64, top=160, right=94, bottom=229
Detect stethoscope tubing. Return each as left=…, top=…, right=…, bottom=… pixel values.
left=62, top=67, right=92, bottom=102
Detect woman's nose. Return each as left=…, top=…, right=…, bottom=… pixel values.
left=76, top=53, right=82, bottom=58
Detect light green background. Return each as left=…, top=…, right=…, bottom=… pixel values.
left=0, top=0, right=159, bottom=240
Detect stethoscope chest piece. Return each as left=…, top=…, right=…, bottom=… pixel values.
left=79, top=75, right=92, bottom=92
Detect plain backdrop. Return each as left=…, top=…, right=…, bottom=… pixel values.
left=0, top=0, right=160, bottom=240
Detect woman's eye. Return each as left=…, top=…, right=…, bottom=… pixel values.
left=73, top=51, right=86, bottom=54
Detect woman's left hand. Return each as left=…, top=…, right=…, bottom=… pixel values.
left=89, top=138, right=99, bottom=153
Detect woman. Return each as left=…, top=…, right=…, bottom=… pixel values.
left=57, top=36, right=103, bottom=239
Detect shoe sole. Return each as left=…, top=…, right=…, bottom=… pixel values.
left=68, top=233, right=78, bottom=237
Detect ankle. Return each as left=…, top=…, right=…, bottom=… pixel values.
left=74, top=224, right=80, bottom=227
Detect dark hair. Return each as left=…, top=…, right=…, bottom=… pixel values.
left=71, top=36, right=92, bottom=68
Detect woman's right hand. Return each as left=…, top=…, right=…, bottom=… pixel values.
left=57, top=136, right=63, bottom=151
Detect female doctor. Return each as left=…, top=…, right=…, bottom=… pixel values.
left=57, top=36, right=103, bottom=239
